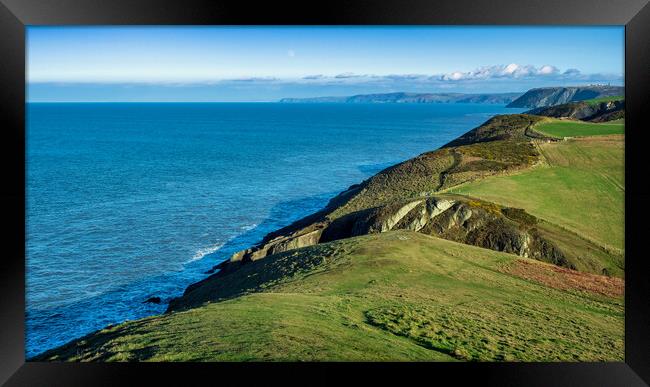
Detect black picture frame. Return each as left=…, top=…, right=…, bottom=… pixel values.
left=1, top=0, right=649, bottom=385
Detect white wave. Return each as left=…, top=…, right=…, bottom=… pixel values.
left=186, top=242, right=224, bottom=263
left=240, top=223, right=257, bottom=231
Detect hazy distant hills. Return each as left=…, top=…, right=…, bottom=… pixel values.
left=279, top=92, right=522, bottom=104
left=280, top=86, right=625, bottom=109
left=506, top=85, right=624, bottom=108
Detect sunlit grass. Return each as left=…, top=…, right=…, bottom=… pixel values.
left=533, top=119, right=623, bottom=138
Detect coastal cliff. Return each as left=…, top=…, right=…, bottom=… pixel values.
left=506, top=86, right=624, bottom=108
left=525, top=98, right=624, bottom=122
left=33, top=95, right=625, bottom=362
left=280, top=92, right=521, bottom=104
left=166, top=111, right=623, bottom=312
left=204, top=115, right=546, bottom=270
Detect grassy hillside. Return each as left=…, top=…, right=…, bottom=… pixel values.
left=35, top=231, right=623, bottom=362
left=33, top=104, right=626, bottom=362
left=524, top=98, right=624, bottom=123
left=449, top=134, right=624, bottom=257
left=225, top=115, right=553, bottom=265
left=219, top=114, right=619, bottom=279
left=584, top=96, right=625, bottom=106
left=533, top=119, right=624, bottom=138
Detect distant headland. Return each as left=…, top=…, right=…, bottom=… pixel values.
left=279, top=85, right=624, bottom=109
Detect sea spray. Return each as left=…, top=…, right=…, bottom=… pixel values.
left=187, top=242, right=225, bottom=264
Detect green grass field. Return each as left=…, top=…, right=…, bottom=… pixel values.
left=449, top=135, right=624, bottom=254
left=533, top=119, right=624, bottom=138
left=36, top=231, right=623, bottom=362
left=583, top=96, right=624, bottom=106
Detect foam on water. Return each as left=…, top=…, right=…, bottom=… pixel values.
left=188, top=242, right=225, bottom=263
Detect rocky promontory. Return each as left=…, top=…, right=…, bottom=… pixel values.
left=525, top=98, right=624, bottom=122
left=167, top=112, right=621, bottom=312
left=506, top=86, right=624, bottom=108
left=280, top=92, right=522, bottom=104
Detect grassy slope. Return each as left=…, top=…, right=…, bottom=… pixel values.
left=533, top=119, right=624, bottom=138
left=330, top=115, right=544, bottom=218
left=36, top=231, right=623, bottom=362
left=584, top=96, right=624, bottom=105
left=449, top=135, right=624, bottom=257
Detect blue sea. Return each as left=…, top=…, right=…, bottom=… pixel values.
left=26, top=102, right=523, bottom=357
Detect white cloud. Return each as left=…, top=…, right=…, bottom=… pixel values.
left=334, top=72, right=367, bottom=79
left=503, top=63, right=519, bottom=74
left=439, top=63, right=561, bottom=81
left=538, top=65, right=559, bottom=75
left=444, top=71, right=465, bottom=81
left=228, top=76, right=279, bottom=82
left=30, top=64, right=620, bottom=89
left=383, top=74, right=428, bottom=81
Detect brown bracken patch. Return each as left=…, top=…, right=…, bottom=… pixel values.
left=502, top=259, right=624, bottom=298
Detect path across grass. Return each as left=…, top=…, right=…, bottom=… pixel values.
left=449, top=134, right=624, bottom=255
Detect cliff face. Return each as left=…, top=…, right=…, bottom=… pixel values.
left=320, top=196, right=568, bottom=267
left=525, top=99, right=624, bottom=122
left=506, top=86, right=624, bottom=108
left=280, top=92, right=522, bottom=104
left=224, top=197, right=564, bottom=268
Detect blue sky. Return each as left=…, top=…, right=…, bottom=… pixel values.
left=27, top=26, right=624, bottom=102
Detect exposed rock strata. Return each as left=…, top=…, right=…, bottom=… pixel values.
left=210, top=195, right=568, bottom=280
left=171, top=196, right=570, bottom=312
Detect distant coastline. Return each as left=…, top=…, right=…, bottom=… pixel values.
left=279, top=92, right=522, bottom=104
left=279, top=85, right=624, bottom=109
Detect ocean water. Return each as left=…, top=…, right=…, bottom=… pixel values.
left=26, top=102, right=523, bottom=357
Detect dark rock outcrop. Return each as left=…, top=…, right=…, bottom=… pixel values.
left=208, top=194, right=570, bottom=283
left=324, top=197, right=567, bottom=265
left=526, top=99, right=624, bottom=122
left=169, top=196, right=572, bottom=312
